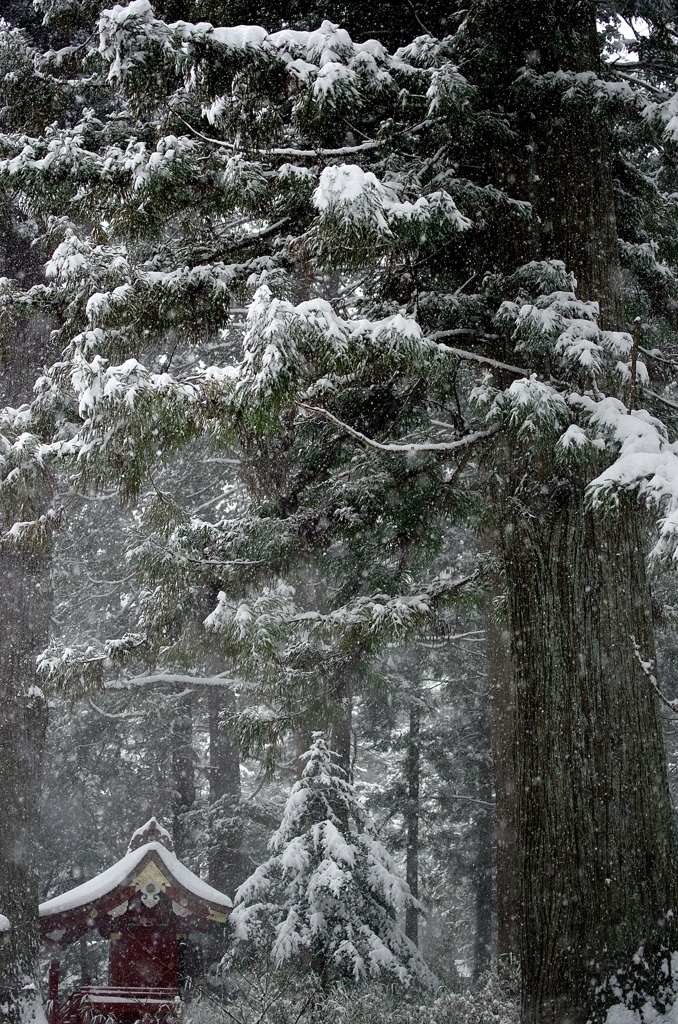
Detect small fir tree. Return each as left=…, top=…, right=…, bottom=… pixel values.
left=229, top=733, right=434, bottom=989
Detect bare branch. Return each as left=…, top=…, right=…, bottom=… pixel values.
left=437, top=792, right=495, bottom=807
left=87, top=698, right=135, bottom=720
left=632, top=636, right=678, bottom=715
left=645, top=388, right=678, bottom=413
left=170, top=109, right=381, bottom=158
left=613, top=69, right=666, bottom=97
left=297, top=402, right=501, bottom=454
left=428, top=332, right=530, bottom=376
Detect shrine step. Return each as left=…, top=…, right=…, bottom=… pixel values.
left=55, top=986, right=181, bottom=1024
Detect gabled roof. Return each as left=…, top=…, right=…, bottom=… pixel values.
left=40, top=819, right=232, bottom=946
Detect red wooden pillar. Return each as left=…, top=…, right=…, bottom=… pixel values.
left=48, top=958, right=59, bottom=1024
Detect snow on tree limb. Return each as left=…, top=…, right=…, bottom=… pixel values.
left=297, top=402, right=501, bottom=455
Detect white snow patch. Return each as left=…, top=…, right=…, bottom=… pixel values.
left=40, top=840, right=232, bottom=917
left=606, top=956, right=678, bottom=1024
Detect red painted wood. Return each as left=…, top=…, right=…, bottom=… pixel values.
left=109, top=925, right=178, bottom=988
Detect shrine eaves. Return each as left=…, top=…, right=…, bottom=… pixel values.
left=40, top=817, right=232, bottom=991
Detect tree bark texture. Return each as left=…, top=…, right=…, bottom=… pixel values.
left=171, top=696, right=195, bottom=859
left=500, top=490, right=677, bottom=1024
left=462, top=2, right=678, bottom=1020
left=0, top=549, right=50, bottom=1022
left=470, top=0, right=622, bottom=329
left=405, top=698, right=420, bottom=946
left=208, top=686, right=244, bottom=893
left=486, top=597, right=520, bottom=962
left=0, top=206, right=54, bottom=1021
left=473, top=699, right=495, bottom=981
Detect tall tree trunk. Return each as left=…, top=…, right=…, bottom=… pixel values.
left=330, top=683, right=352, bottom=781
left=208, top=686, right=244, bottom=893
left=470, top=0, right=622, bottom=328
left=171, top=696, right=195, bottom=858
left=486, top=593, right=520, bottom=961
left=405, top=697, right=420, bottom=946
left=0, top=207, right=54, bottom=1022
left=473, top=699, right=495, bottom=981
left=294, top=726, right=312, bottom=781
left=0, top=551, right=50, bottom=1024
left=465, top=2, right=678, bottom=1020
left=500, top=488, right=677, bottom=1024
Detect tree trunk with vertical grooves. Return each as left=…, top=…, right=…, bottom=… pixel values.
left=464, top=2, right=678, bottom=1020
left=473, top=698, right=495, bottom=981
left=499, top=488, right=677, bottom=1024
left=486, top=598, right=520, bottom=963
left=405, top=698, right=420, bottom=946
left=171, top=696, right=195, bottom=859
left=469, top=0, right=622, bottom=329
left=208, top=686, right=244, bottom=893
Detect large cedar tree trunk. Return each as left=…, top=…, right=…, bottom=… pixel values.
left=465, top=2, right=678, bottom=1021
left=472, top=699, right=495, bottom=980
left=499, top=491, right=677, bottom=1024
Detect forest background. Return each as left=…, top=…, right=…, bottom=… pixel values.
left=5, top=3, right=678, bottom=1024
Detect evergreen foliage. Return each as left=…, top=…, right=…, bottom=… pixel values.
left=4, top=0, right=678, bottom=1021
left=229, top=734, right=433, bottom=988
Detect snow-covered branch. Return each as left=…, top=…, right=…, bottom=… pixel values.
left=430, top=333, right=531, bottom=376
left=297, top=403, right=501, bottom=454
left=631, top=637, right=678, bottom=714
left=104, top=672, right=240, bottom=691
left=171, top=111, right=382, bottom=158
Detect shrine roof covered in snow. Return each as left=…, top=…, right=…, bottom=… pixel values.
left=40, top=817, right=232, bottom=948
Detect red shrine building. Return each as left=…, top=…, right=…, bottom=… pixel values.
left=40, top=818, right=232, bottom=1024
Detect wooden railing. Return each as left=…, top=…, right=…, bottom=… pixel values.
left=52, top=986, right=182, bottom=1023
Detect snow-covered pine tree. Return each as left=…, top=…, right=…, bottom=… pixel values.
left=6, top=3, right=678, bottom=1022
left=0, top=3, right=483, bottom=773
left=229, top=733, right=433, bottom=989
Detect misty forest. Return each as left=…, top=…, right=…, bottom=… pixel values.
left=7, top=2, right=678, bottom=1024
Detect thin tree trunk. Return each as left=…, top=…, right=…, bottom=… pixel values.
left=486, top=595, right=520, bottom=961
left=171, top=696, right=195, bottom=858
left=0, top=550, right=50, bottom=1023
left=330, top=685, right=352, bottom=781
left=473, top=700, right=495, bottom=981
left=405, top=698, right=420, bottom=946
left=0, top=208, right=54, bottom=1021
left=208, top=686, right=244, bottom=893
left=294, top=726, right=312, bottom=781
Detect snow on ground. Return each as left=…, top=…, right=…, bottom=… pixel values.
left=607, top=1003, right=678, bottom=1024
left=606, top=954, right=678, bottom=1024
